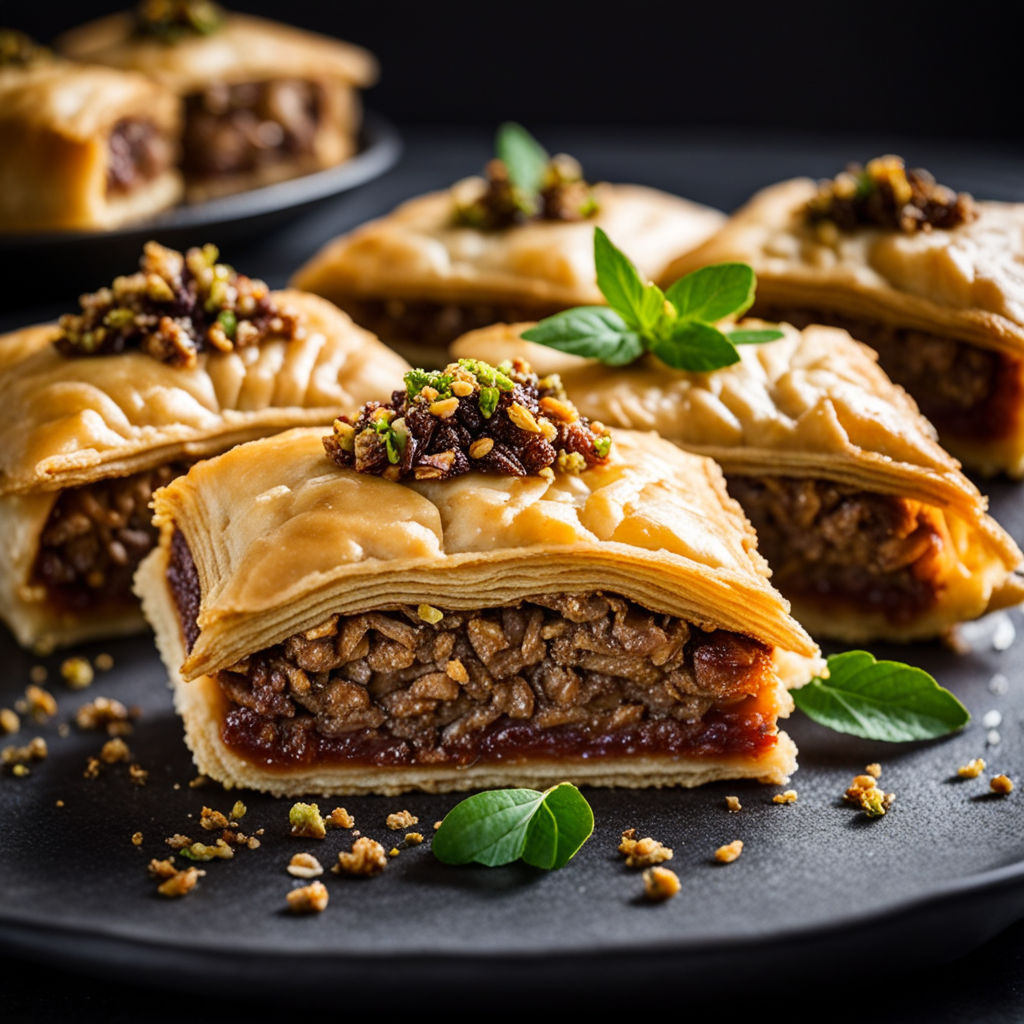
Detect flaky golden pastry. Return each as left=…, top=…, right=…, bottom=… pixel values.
left=452, top=322, right=1024, bottom=642
left=664, top=178, right=1024, bottom=475
left=0, top=292, right=408, bottom=650
left=136, top=427, right=820, bottom=795
left=0, top=61, right=181, bottom=231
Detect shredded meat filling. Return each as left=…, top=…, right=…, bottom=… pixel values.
left=726, top=476, right=945, bottom=622
left=106, top=118, right=172, bottom=196
left=757, top=306, right=1022, bottom=442
left=183, top=80, right=323, bottom=180
left=32, top=462, right=191, bottom=613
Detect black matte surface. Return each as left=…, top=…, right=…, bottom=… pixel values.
left=1, top=130, right=1023, bottom=1016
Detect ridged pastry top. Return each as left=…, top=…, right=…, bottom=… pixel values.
left=290, top=184, right=725, bottom=306
left=58, top=11, right=377, bottom=93
left=148, top=427, right=819, bottom=677
left=0, top=291, right=408, bottom=495
left=663, top=178, right=1024, bottom=354
left=0, top=59, right=179, bottom=140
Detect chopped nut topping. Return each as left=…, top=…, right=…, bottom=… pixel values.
left=131, top=832, right=144, bottom=846
left=148, top=857, right=178, bottom=879
left=60, top=657, right=94, bottom=690
left=289, top=802, right=327, bottom=840
left=386, top=810, right=418, bottom=830
left=714, top=840, right=744, bottom=864
left=99, top=738, right=131, bottom=764
left=55, top=242, right=302, bottom=368
left=181, top=839, right=234, bottom=861
left=724, top=796, right=742, bottom=813
left=200, top=806, right=230, bottom=831
left=287, top=853, right=324, bottom=879
left=83, top=757, right=101, bottom=780
left=165, top=834, right=193, bottom=850
left=405, top=833, right=424, bottom=846
left=433, top=821, right=443, bottom=831
left=323, top=358, right=611, bottom=483
left=22, top=685, right=57, bottom=722
left=230, top=800, right=247, bottom=820
left=75, top=696, right=132, bottom=733
left=772, top=790, right=798, bottom=805
left=991, top=774, right=1014, bottom=795
left=134, top=0, right=225, bottom=42
left=188, top=775, right=209, bottom=789
left=28, top=666, right=47, bottom=685
left=844, top=773, right=895, bottom=818
left=333, top=836, right=388, bottom=877
left=157, top=867, right=204, bottom=898
left=94, top=653, right=115, bottom=672
left=128, top=764, right=149, bottom=787
left=806, top=156, right=976, bottom=234
left=865, top=763, right=882, bottom=779
left=326, top=807, right=354, bottom=829
left=388, top=847, right=400, bottom=857
left=11, top=764, right=29, bottom=778
left=618, top=829, right=673, bottom=868
left=958, top=758, right=986, bottom=779
left=643, top=866, right=681, bottom=902
left=286, top=881, right=329, bottom=914
left=2, top=737, right=48, bottom=768
left=0, top=709, right=20, bottom=736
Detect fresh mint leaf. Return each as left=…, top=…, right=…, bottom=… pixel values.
left=594, top=227, right=663, bottom=332
left=728, top=328, right=785, bottom=345
left=792, top=650, right=970, bottom=742
left=652, top=321, right=741, bottom=372
left=433, top=783, right=594, bottom=869
left=521, top=306, right=644, bottom=365
left=664, top=262, right=756, bottom=323
left=496, top=122, right=548, bottom=196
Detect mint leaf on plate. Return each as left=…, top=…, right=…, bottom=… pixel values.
left=496, top=122, right=549, bottom=196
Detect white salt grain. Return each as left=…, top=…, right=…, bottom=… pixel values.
left=987, top=729, right=1002, bottom=747
left=988, top=673, right=1010, bottom=696
left=992, top=614, right=1016, bottom=651
left=983, top=710, right=1003, bottom=729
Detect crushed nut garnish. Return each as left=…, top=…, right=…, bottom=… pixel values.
left=75, top=696, right=132, bottom=733
left=83, top=757, right=101, bottom=780
left=865, top=763, right=882, bottom=779
left=148, top=857, right=178, bottom=879
left=326, top=807, right=354, bottom=829
left=60, top=657, right=94, bottom=690
left=433, top=821, right=443, bottom=831
left=99, top=737, right=131, bottom=764
left=844, top=773, right=895, bottom=818
left=181, top=839, right=234, bottom=861
left=714, top=840, right=744, bottom=864
left=55, top=799, right=64, bottom=808
left=772, top=790, right=798, bottom=805
left=806, top=156, right=976, bottom=234
left=286, top=881, right=329, bottom=914
left=94, top=653, right=114, bottom=672
left=134, top=0, right=225, bottom=42
left=618, top=829, right=673, bottom=868
left=389, top=847, right=400, bottom=857
left=386, top=810, right=418, bottom=830
left=287, top=853, right=324, bottom=879
left=28, top=666, right=47, bottom=685
left=188, top=775, right=209, bottom=789
left=157, top=867, right=205, bottom=898
left=724, top=796, right=742, bottom=813
left=128, top=763, right=149, bottom=786
left=199, top=806, right=231, bottom=831
left=333, top=836, right=388, bottom=877
left=289, top=802, right=327, bottom=840
left=991, top=774, right=1014, bottom=795
left=958, top=758, right=986, bottom=779
left=131, top=832, right=143, bottom=846
left=55, top=241, right=301, bottom=368
left=642, top=866, right=681, bottom=902
left=0, top=709, right=21, bottom=736
left=2, top=737, right=47, bottom=768
left=230, top=800, right=247, bottom=820
left=324, top=358, right=611, bottom=483
left=165, top=834, right=193, bottom=850
left=22, top=685, right=57, bottom=722
left=11, top=764, right=29, bottom=778
left=405, top=833, right=424, bottom=846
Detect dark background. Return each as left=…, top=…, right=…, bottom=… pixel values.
left=14, top=0, right=1024, bottom=141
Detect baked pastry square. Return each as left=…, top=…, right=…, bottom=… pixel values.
left=663, top=157, right=1024, bottom=476
left=59, top=3, right=377, bottom=201
left=0, top=242, right=408, bottom=650
left=291, top=128, right=724, bottom=366
left=136, top=364, right=820, bottom=796
left=0, top=35, right=181, bottom=231
left=452, top=322, right=1024, bottom=643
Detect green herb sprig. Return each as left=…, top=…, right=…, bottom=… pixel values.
left=496, top=122, right=549, bottom=198
left=522, top=228, right=783, bottom=372
left=793, top=651, right=969, bottom=742
left=432, top=782, right=594, bottom=870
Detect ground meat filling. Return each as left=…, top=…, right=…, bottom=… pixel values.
left=726, top=476, right=945, bottom=622
left=339, top=297, right=568, bottom=355
left=106, top=118, right=172, bottom=197
left=32, top=462, right=190, bottom=613
left=182, top=80, right=323, bottom=181
left=756, top=306, right=1022, bottom=442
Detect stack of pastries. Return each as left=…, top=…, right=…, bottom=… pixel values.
left=4, top=124, right=1021, bottom=797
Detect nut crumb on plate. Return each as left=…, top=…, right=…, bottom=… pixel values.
left=157, top=867, right=204, bottom=898
left=772, top=790, right=798, bottom=804
left=405, top=832, right=424, bottom=846
left=865, top=763, right=882, bottom=779
left=23, top=685, right=57, bottom=721
left=287, top=853, right=324, bottom=878
left=724, top=796, right=741, bottom=813
left=131, top=832, right=143, bottom=846
left=94, top=653, right=114, bottom=671
left=289, top=802, right=327, bottom=839
left=715, top=840, right=744, bottom=864
left=643, top=866, right=681, bottom=901
left=386, top=809, right=418, bottom=830
left=286, top=881, right=329, bottom=913
left=845, top=773, right=894, bottom=817
left=2, top=736, right=47, bottom=767
left=958, top=758, right=986, bottom=779
left=618, top=828, right=673, bottom=868
left=0, top=709, right=20, bottom=735
left=99, top=737, right=131, bottom=764
left=991, top=774, right=1014, bottom=795
left=327, top=807, right=354, bottom=829
left=61, top=657, right=94, bottom=689
left=333, top=836, right=387, bottom=877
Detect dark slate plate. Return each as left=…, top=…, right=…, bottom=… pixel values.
left=0, top=480, right=1021, bottom=998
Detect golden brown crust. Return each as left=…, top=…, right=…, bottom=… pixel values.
left=0, top=61, right=182, bottom=231
left=290, top=184, right=725, bottom=308
left=451, top=323, right=1024, bottom=642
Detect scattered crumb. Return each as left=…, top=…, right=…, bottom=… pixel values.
left=55, top=799, right=64, bottom=808
left=287, top=853, right=324, bottom=879
left=148, top=857, right=177, bottom=879
left=865, top=763, right=882, bottom=779
left=165, top=834, right=193, bottom=850
left=60, top=657, right=94, bottom=690
left=643, top=866, right=681, bottom=901
left=714, top=840, right=744, bottom=864
left=992, top=614, right=1016, bottom=651
left=0, top=709, right=20, bottom=735
left=987, top=730, right=1002, bottom=747
left=988, top=673, right=1009, bottom=696
left=23, top=685, right=57, bottom=722
left=128, top=763, right=149, bottom=787
left=982, top=710, right=1003, bottom=729
left=433, top=820, right=442, bottom=831
left=844, top=773, right=895, bottom=818
left=75, top=696, right=131, bottom=733
left=991, top=774, right=1014, bottom=795
left=200, top=806, right=230, bottom=831
left=181, top=839, right=234, bottom=862
left=131, top=832, right=143, bottom=846
left=445, top=658, right=469, bottom=683
left=389, top=847, right=400, bottom=857
left=958, top=758, right=986, bottom=779
left=724, top=796, right=741, bottom=813
left=230, top=800, right=247, bottom=820
left=289, top=802, right=327, bottom=839
left=405, top=832, right=424, bottom=846
left=386, top=809, right=418, bottom=830
left=11, top=764, right=29, bottom=777
left=772, top=790, right=798, bottom=805
left=99, top=737, right=131, bottom=764
left=28, top=665, right=47, bottom=685
left=618, top=828, right=673, bottom=868
left=286, top=881, right=329, bottom=914
left=326, top=807, right=354, bottom=829
left=173, top=783, right=181, bottom=791
left=94, top=653, right=114, bottom=672
left=333, top=836, right=387, bottom=877
left=83, top=756, right=101, bottom=780
left=2, top=736, right=47, bottom=768
left=188, top=775, right=209, bottom=789
left=157, top=867, right=204, bottom=898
